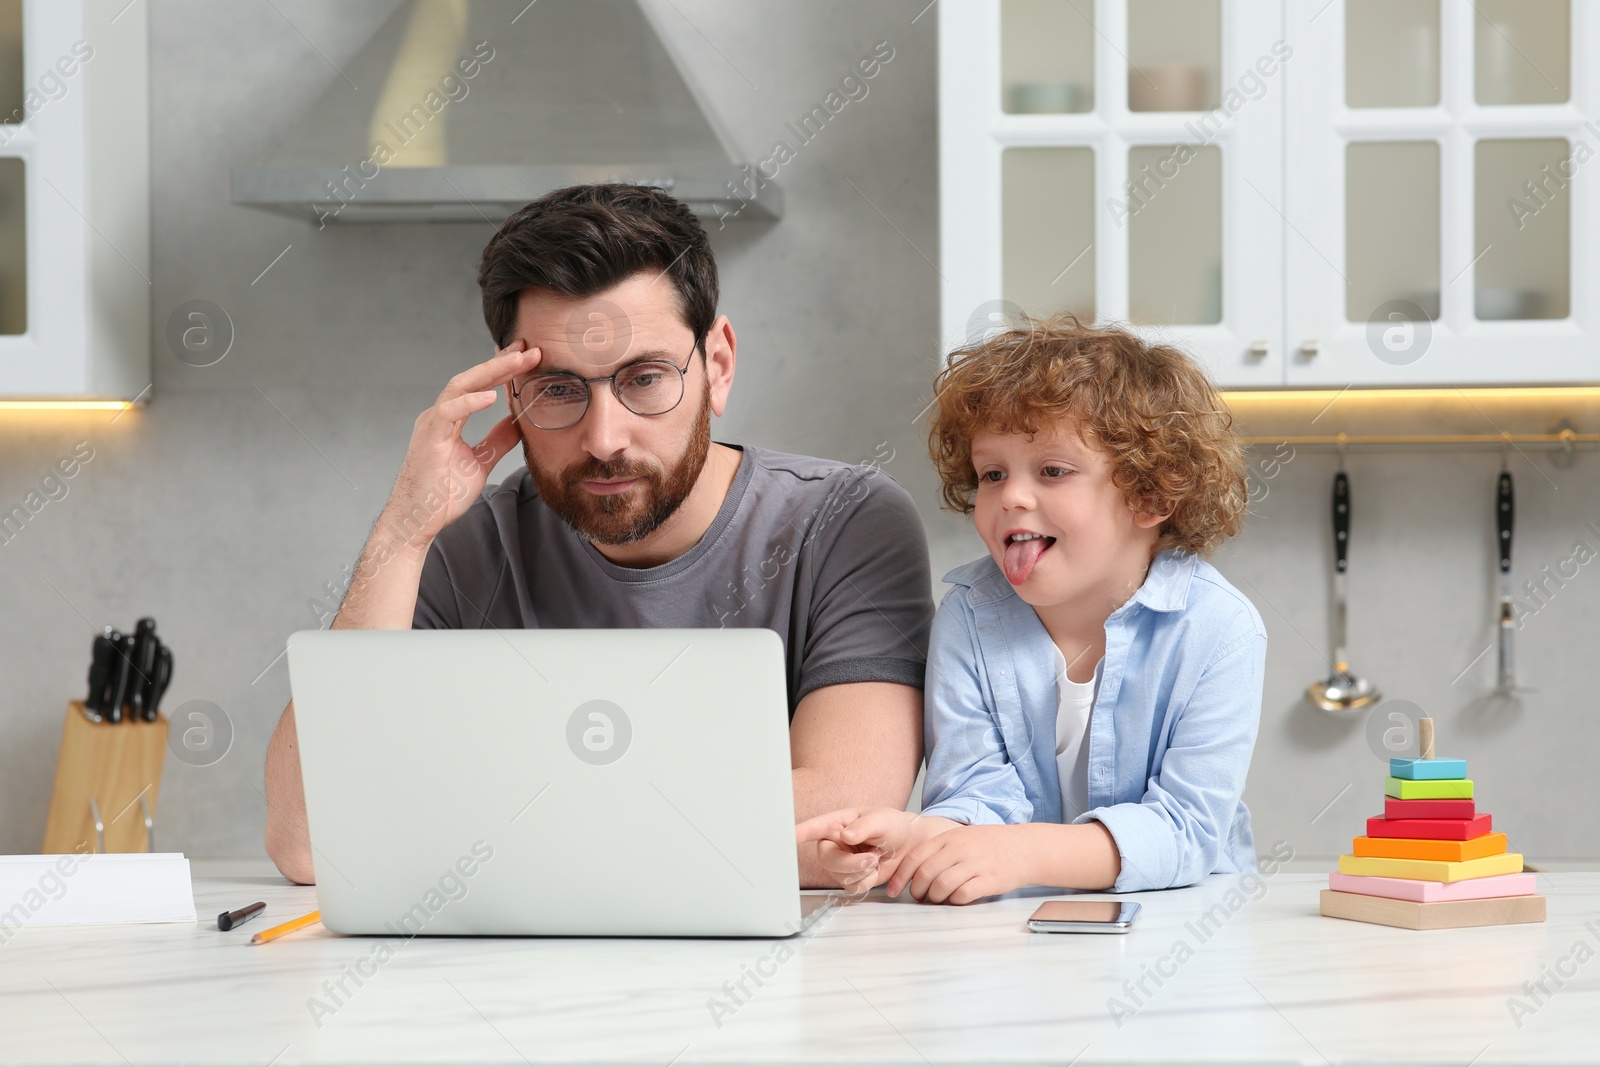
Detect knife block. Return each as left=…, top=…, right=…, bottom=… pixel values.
left=42, top=701, right=168, bottom=854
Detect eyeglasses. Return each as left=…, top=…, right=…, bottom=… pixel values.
left=508, top=341, right=699, bottom=431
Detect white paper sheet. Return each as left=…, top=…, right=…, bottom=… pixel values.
left=0, top=852, right=197, bottom=928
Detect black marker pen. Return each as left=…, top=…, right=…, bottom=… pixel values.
left=217, top=901, right=266, bottom=931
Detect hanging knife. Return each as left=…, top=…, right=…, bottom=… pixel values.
left=1496, top=470, right=1515, bottom=691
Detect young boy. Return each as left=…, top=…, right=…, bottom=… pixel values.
left=798, top=316, right=1265, bottom=903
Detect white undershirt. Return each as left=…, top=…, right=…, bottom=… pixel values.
left=1050, top=645, right=1101, bottom=824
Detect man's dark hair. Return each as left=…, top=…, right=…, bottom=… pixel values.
left=477, top=183, right=718, bottom=351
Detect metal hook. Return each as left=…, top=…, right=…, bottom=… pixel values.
left=1550, top=418, right=1580, bottom=470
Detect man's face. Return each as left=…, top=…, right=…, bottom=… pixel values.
left=507, top=273, right=712, bottom=546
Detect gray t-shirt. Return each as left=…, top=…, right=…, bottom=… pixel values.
left=413, top=443, right=934, bottom=714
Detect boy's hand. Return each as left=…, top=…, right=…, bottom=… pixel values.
left=796, top=808, right=958, bottom=894
left=887, top=824, right=1035, bottom=905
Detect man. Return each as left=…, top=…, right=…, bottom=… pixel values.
left=264, top=184, right=934, bottom=888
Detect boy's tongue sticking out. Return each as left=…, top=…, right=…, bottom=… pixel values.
left=1003, top=532, right=1054, bottom=584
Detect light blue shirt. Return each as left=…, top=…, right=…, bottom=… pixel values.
left=920, top=549, right=1267, bottom=892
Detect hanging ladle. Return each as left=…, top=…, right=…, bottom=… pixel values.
left=1307, top=454, right=1381, bottom=715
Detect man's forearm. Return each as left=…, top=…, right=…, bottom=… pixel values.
left=263, top=700, right=315, bottom=884
left=331, top=511, right=433, bottom=631
left=263, top=519, right=432, bottom=883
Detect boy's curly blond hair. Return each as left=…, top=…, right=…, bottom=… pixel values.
left=927, top=314, right=1247, bottom=558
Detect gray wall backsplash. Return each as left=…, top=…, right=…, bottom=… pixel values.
left=2, top=1, right=1594, bottom=864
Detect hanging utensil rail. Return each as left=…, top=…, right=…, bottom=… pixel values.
left=1240, top=429, right=1594, bottom=451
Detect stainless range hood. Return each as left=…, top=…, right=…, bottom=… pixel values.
left=232, top=0, right=779, bottom=224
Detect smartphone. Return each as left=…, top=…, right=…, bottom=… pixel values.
left=1027, top=899, right=1141, bottom=933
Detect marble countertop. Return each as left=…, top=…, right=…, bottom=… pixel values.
left=1, top=861, right=1595, bottom=1066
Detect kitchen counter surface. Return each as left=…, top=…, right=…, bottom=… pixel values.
left=1, top=860, right=1594, bottom=1066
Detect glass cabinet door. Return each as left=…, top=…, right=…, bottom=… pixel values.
left=940, top=0, right=1286, bottom=387
left=1001, top=146, right=1096, bottom=322
left=1286, top=0, right=1594, bottom=386
left=0, top=0, right=148, bottom=402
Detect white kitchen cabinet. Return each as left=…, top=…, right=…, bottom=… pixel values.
left=1284, top=0, right=1596, bottom=386
left=941, top=0, right=1287, bottom=387
left=940, top=0, right=1596, bottom=388
left=0, top=0, right=148, bottom=403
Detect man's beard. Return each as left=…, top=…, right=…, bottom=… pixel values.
left=524, top=379, right=712, bottom=547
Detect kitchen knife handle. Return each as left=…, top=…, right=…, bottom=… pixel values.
left=127, top=618, right=157, bottom=719
left=139, top=639, right=160, bottom=721
left=104, top=631, right=132, bottom=724
left=84, top=634, right=115, bottom=715
left=1332, top=470, right=1350, bottom=574
left=1497, top=471, right=1514, bottom=573
left=126, top=629, right=147, bottom=718
left=95, top=630, right=123, bottom=719
left=150, top=644, right=173, bottom=718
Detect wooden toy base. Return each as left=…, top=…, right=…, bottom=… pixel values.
left=1320, top=889, right=1546, bottom=930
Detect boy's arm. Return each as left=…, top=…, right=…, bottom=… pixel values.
left=1018, top=821, right=1121, bottom=889
left=888, top=820, right=1120, bottom=902
left=1077, top=624, right=1267, bottom=892
left=920, top=595, right=1035, bottom=826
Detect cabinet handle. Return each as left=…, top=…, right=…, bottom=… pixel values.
left=1300, top=340, right=1321, bottom=359
left=1248, top=340, right=1270, bottom=360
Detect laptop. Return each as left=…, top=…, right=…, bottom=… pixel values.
left=285, top=628, right=802, bottom=937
